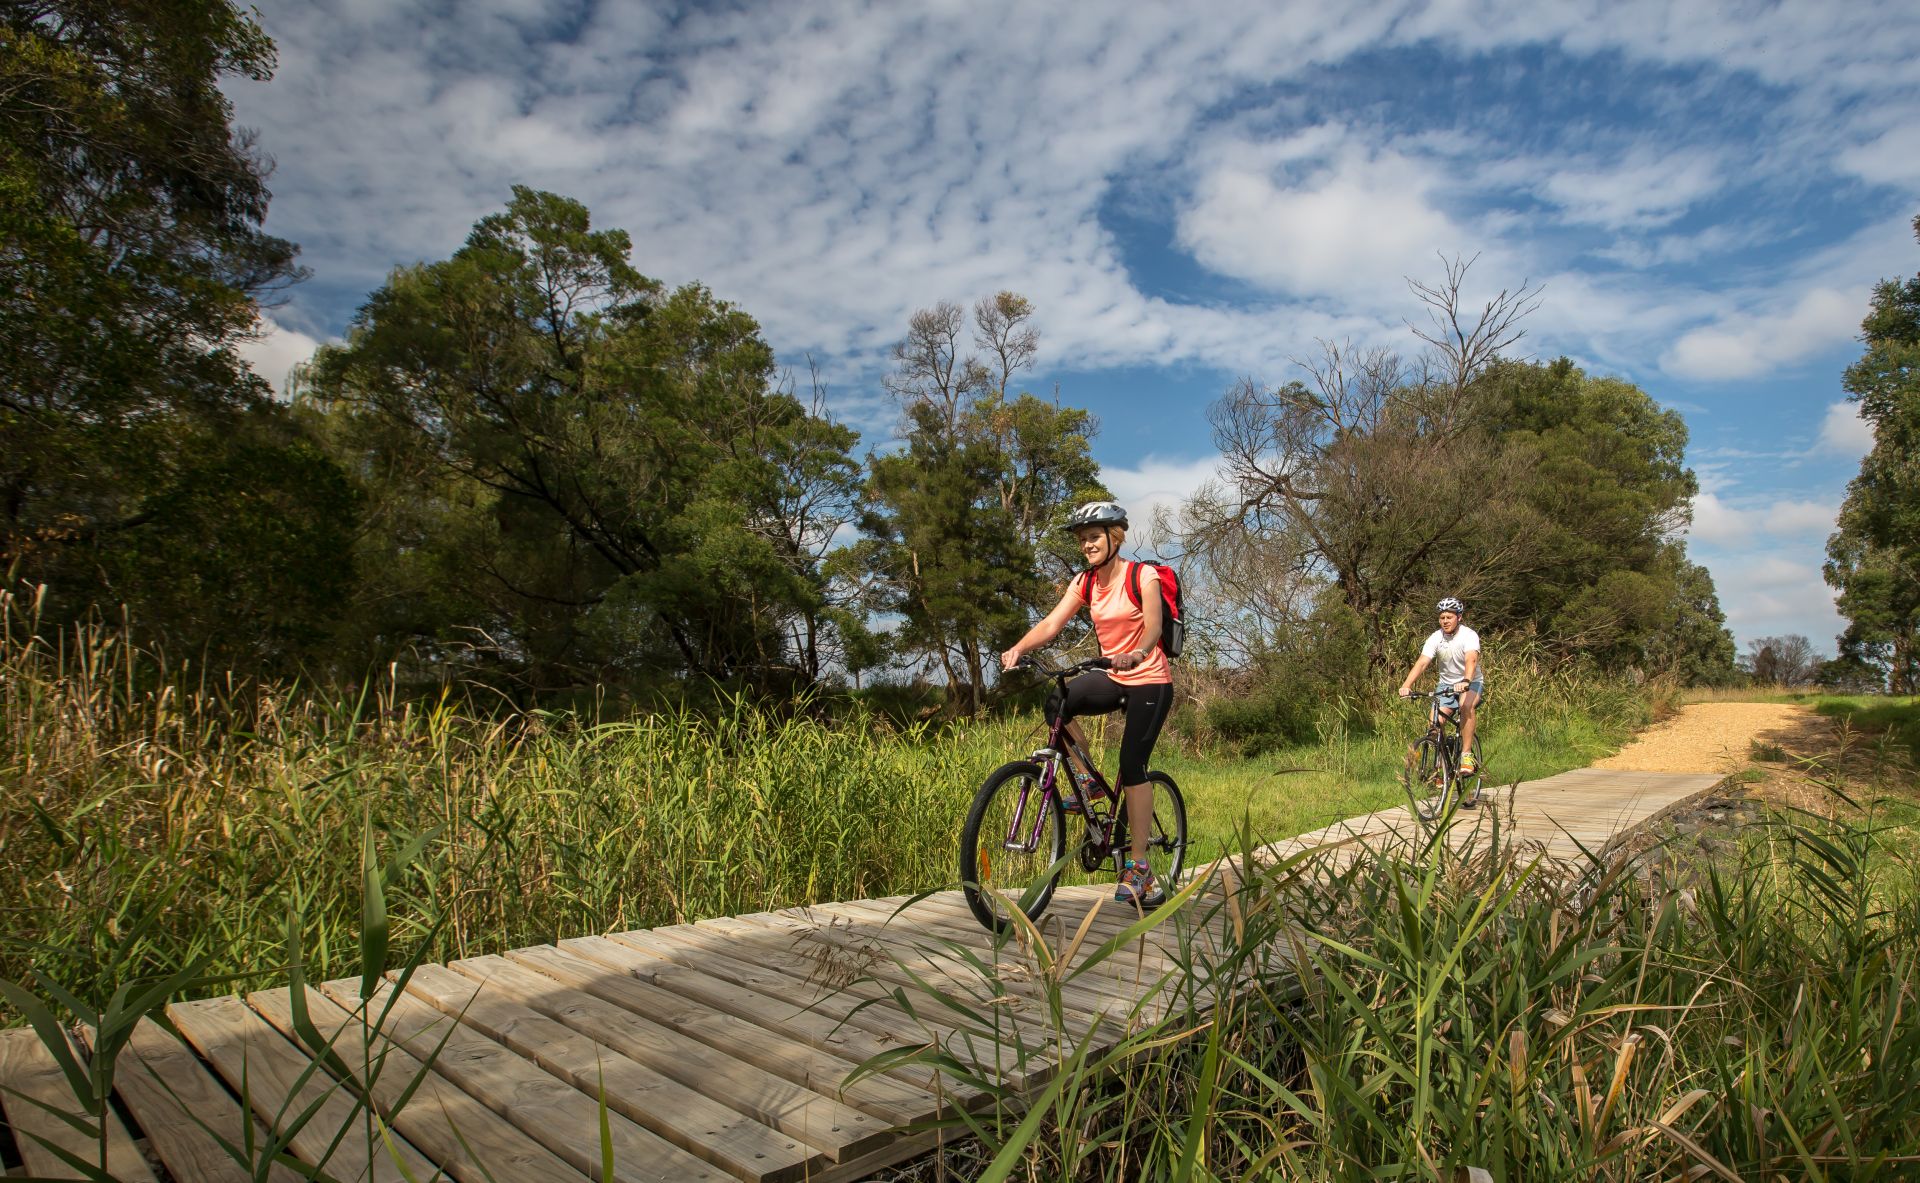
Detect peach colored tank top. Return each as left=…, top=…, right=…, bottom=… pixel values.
left=1085, top=562, right=1171, bottom=686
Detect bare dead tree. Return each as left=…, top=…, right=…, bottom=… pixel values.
left=883, top=301, right=971, bottom=434
left=1406, top=252, right=1543, bottom=403
left=1174, top=257, right=1542, bottom=674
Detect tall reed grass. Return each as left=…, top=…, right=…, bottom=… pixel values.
left=879, top=799, right=1920, bottom=1180
left=1, top=589, right=1019, bottom=1006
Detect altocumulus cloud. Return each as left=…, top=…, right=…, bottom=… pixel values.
left=229, top=0, right=1920, bottom=402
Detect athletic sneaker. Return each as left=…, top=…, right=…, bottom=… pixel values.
left=1115, top=859, right=1164, bottom=907
left=1459, top=754, right=1478, bottom=776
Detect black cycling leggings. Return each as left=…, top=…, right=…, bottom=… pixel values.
left=1046, top=671, right=1174, bottom=787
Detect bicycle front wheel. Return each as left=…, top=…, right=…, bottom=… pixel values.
left=1401, top=737, right=1449, bottom=830
left=1458, top=737, right=1484, bottom=804
left=960, top=761, right=1067, bottom=932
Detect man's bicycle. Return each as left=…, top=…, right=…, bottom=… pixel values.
left=959, top=654, right=1188, bottom=932
left=1400, top=691, right=1484, bottom=830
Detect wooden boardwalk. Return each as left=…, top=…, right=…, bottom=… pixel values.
left=1, top=769, right=1720, bottom=1182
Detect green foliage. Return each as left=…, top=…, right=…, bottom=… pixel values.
left=1478, top=357, right=1735, bottom=682
left=854, top=295, right=1108, bottom=713
left=1191, top=283, right=1735, bottom=692
left=304, top=187, right=863, bottom=690
left=1826, top=213, right=1920, bottom=694
left=1809, top=694, right=1920, bottom=766
left=877, top=798, right=1920, bottom=1180
left=1, top=1, right=353, bottom=665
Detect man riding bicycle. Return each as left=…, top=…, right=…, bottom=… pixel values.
left=1398, top=596, right=1483, bottom=776
left=1001, top=501, right=1173, bottom=907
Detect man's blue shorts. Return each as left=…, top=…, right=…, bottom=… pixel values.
left=1434, top=678, right=1485, bottom=713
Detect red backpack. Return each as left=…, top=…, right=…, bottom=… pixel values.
left=1077, top=560, right=1186, bottom=658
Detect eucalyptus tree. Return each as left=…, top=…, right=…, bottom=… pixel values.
left=304, top=188, right=859, bottom=690
left=855, top=293, right=1107, bottom=713
left=1825, top=213, right=1920, bottom=693
left=0, top=0, right=359, bottom=666
left=1179, top=259, right=1733, bottom=686
left=1181, top=261, right=1539, bottom=674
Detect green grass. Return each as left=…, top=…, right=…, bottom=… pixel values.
left=1807, top=694, right=1920, bottom=764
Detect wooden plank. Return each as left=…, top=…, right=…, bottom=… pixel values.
left=446, top=954, right=894, bottom=1161
left=902, top=894, right=1223, bottom=998
left=742, top=904, right=1112, bottom=1019
left=660, top=916, right=1077, bottom=1048
left=248, top=986, right=589, bottom=1183
left=0, top=1027, right=157, bottom=1181
left=701, top=911, right=1108, bottom=1051
left=502, top=944, right=939, bottom=1126
left=78, top=1019, right=308, bottom=1183
left=169, top=995, right=439, bottom=1183
left=620, top=924, right=1004, bottom=1050
left=620, top=925, right=1063, bottom=1091
left=390, top=964, right=805, bottom=1181
left=891, top=895, right=1235, bottom=1018
left=825, top=897, right=1182, bottom=1014
left=777, top=903, right=1137, bottom=1024
left=554, top=934, right=983, bottom=1106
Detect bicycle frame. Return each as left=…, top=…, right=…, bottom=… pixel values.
left=1001, top=659, right=1128, bottom=871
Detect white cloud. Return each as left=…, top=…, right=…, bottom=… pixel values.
left=1176, top=136, right=1470, bottom=299
left=1704, top=552, right=1843, bottom=646
left=238, top=316, right=323, bottom=399
left=1814, top=399, right=1874, bottom=458
left=1686, top=492, right=1836, bottom=547
left=1839, top=124, right=1920, bottom=187
left=1100, top=454, right=1228, bottom=552
left=1662, top=287, right=1861, bottom=380
left=1536, top=151, right=1723, bottom=230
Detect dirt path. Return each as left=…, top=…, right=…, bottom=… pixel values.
left=1593, top=701, right=1833, bottom=774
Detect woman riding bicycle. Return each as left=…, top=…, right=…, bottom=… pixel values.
left=1398, top=596, right=1483, bottom=775
left=1000, top=501, right=1174, bottom=907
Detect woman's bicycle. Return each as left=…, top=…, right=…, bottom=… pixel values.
left=959, top=653, right=1189, bottom=932
left=1400, top=691, right=1484, bottom=830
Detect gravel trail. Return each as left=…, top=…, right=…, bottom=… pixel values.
left=1592, top=701, right=1830, bottom=774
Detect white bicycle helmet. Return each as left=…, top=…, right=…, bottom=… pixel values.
left=1062, top=501, right=1128, bottom=532
left=1436, top=596, right=1466, bottom=614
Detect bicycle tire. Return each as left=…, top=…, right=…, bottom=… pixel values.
left=1142, top=771, right=1189, bottom=897
left=1457, top=737, right=1484, bottom=805
left=1401, top=736, right=1449, bottom=830
left=960, top=760, right=1067, bottom=931
left=1109, top=771, right=1189, bottom=898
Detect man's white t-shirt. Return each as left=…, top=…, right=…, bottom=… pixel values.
left=1421, top=625, right=1482, bottom=687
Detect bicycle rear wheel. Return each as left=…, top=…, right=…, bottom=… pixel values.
left=1111, top=772, right=1188, bottom=905
left=1401, top=737, right=1450, bottom=830
left=961, top=761, right=1067, bottom=931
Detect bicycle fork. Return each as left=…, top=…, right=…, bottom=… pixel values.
left=998, top=749, right=1059, bottom=853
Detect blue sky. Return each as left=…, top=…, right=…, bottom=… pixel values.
left=228, top=0, right=1920, bottom=658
